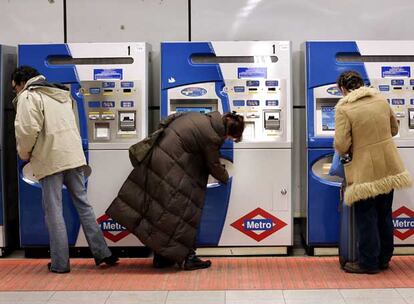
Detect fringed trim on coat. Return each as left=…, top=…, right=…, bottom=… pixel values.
left=344, top=171, right=412, bottom=205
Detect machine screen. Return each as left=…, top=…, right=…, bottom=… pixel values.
left=321, top=106, right=335, bottom=131
left=176, top=107, right=212, bottom=114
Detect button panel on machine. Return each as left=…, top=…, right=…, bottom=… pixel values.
left=374, top=78, right=414, bottom=134
left=226, top=79, right=284, bottom=141
left=82, top=80, right=141, bottom=143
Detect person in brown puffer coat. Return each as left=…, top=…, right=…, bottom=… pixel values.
left=106, top=111, right=244, bottom=270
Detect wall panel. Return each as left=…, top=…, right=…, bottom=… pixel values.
left=0, top=0, right=63, bottom=45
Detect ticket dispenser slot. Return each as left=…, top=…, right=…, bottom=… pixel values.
left=94, top=122, right=110, bottom=140
left=409, top=109, right=414, bottom=129
left=264, top=110, right=281, bottom=130
left=119, top=111, right=136, bottom=132
left=170, top=98, right=218, bottom=113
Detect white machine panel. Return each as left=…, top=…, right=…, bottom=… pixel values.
left=75, top=150, right=142, bottom=246
left=394, top=148, right=414, bottom=245
left=219, top=149, right=292, bottom=245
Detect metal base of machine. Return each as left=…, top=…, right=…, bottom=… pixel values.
left=196, top=246, right=290, bottom=256
left=0, top=246, right=19, bottom=258
left=306, top=246, right=414, bottom=256
left=24, top=247, right=152, bottom=258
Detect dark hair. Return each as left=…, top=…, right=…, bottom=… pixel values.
left=223, top=111, right=245, bottom=142
left=336, top=70, right=365, bottom=92
left=11, top=66, right=40, bottom=85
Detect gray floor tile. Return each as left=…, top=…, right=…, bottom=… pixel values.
left=283, top=289, right=345, bottom=304
left=397, top=288, right=414, bottom=304
left=47, top=291, right=110, bottom=304
left=166, top=291, right=225, bottom=304
left=226, top=290, right=285, bottom=304
left=106, top=291, right=168, bottom=304
left=17, top=302, right=49, bottom=304
left=340, top=288, right=407, bottom=304
left=0, top=291, right=54, bottom=303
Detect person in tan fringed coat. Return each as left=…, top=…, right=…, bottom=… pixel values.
left=334, top=70, right=412, bottom=274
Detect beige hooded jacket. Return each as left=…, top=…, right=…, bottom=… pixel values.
left=13, top=75, right=86, bottom=180
left=334, top=86, right=412, bottom=205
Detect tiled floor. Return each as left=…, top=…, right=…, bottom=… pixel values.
left=2, top=257, right=414, bottom=291
left=0, top=289, right=413, bottom=304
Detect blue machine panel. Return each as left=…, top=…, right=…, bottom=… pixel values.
left=196, top=178, right=233, bottom=246
left=18, top=174, right=80, bottom=245
left=307, top=149, right=341, bottom=245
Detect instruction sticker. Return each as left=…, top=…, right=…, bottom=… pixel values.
left=238, top=67, right=267, bottom=79
left=382, top=66, right=410, bottom=78
left=94, top=69, right=123, bottom=80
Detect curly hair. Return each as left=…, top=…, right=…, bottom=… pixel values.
left=336, top=70, right=365, bottom=92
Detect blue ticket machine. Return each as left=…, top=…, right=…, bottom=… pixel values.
left=18, top=43, right=150, bottom=254
left=306, top=40, right=414, bottom=252
left=162, top=41, right=293, bottom=253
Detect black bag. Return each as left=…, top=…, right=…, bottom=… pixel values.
left=338, top=184, right=358, bottom=268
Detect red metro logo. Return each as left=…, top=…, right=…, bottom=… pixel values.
left=392, top=206, right=414, bottom=240
left=231, top=208, right=287, bottom=241
left=97, top=214, right=130, bottom=242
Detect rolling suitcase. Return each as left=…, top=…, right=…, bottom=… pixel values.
left=338, top=185, right=358, bottom=268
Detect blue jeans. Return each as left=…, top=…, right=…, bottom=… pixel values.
left=355, top=190, right=394, bottom=270
left=39, top=167, right=112, bottom=272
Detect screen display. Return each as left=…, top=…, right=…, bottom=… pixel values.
left=176, top=107, right=212, bottom=114
left=321, top=106, right=335, bottom=131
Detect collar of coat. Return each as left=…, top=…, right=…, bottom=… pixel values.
left=336, top=86, right=379, bottom=107
left=12, top=75, right=71, bottom=109
left=12, top=75, right=47, bottom=108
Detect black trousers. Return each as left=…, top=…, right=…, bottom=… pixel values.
left=355, top=190, right=394, bottom=270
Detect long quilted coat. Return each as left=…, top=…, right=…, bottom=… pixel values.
left=106, top=111, right=229, bottom=263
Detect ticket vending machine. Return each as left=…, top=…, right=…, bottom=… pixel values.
left=0, top=46, right=18, bottom=256
left=161, top=41, right=293, bottom=254
left=18, top=43, right=150, bottom=255
left=306, top=41, right=414, bottom=253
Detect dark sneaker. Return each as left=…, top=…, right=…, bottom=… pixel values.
left=379, top=262, right=389, bottom=270
left=343, top=262, right=380, bottom=274
left=95, top=254, right=119, bottom=266
left=183, top=254, right=211, bottom=271
left=47, top=262, right=70, bottom=274
left=153, top=254, right=176, bottom=268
